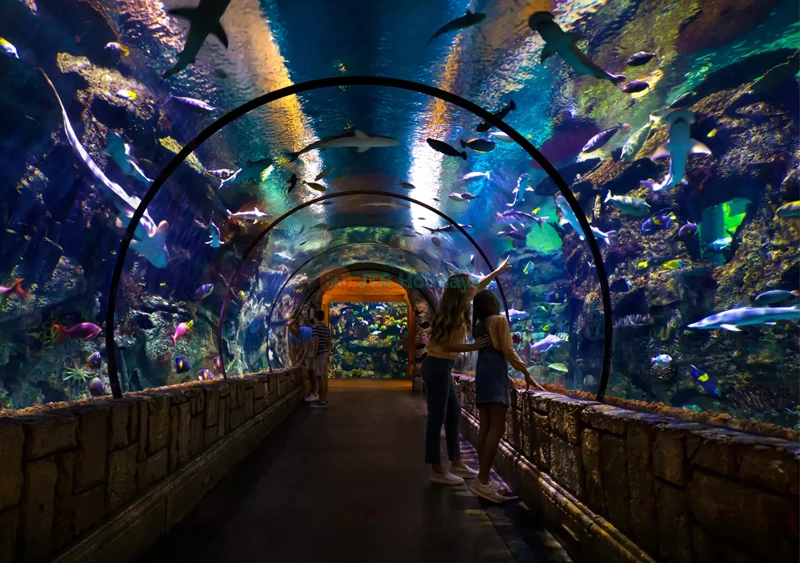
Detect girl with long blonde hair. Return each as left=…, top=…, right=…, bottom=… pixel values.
left=422, top=259, right=510, bottom=485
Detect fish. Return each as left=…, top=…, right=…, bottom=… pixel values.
left=686, top=305, right=800, bottom=331
left=460, top=138, right=496, bottom=153
left=546, top=291, right=568, bottom=303
left=626, top=52, right=656, bottom=66
left=463, top=171, right=491, bottom=181
left=754, top=290, right=800, bottom=305
left=554, top=194, right=586, bottom=240
left=690, top=365, right=720, bottom=397
left=43, top=71, right=170, bottom=267
left=163, top=0, right=232, bottom=79
left=212, top=355, right=223, bottom=374
left=0, top=278, right=29, bottom=299
left=489, top=131, right=514, bottom=143
left=651, top=354, right=672, bottom=367
left=116, top=89, right=137, bottom=101
left=497, top=209, right=534, bottom=222
left=206, top=222, right=221, bottom=248
left=621, top=80, right=650, bottom=93
left=315, top=167, right=331, bottom=181
left=175, top=356, right=191, bottom=374
left=87, top=352, right=102, bottom=370
left=604, top=191, right=650, bottom=216
left=428, top=9, right=486, bottom=44
left=641, top=212, right=677, bottom=234
left=476, top=100, right=516, bottom=133
left=677, top=222, right=698, bottom=239
left=523, top=261, right=534, bottom=275
left=581, top=124, right=630, bottom=153
left=193, top=283, right=213, bottom=300
left=287, top=129, right=398, bottom=161
left=105, top=42, right=129, bottom=56
left=776, top=201, right=800, bottom=217
left=529, top=12, right=625, bottom=85
left=610, top=278, right=632, bottom=292
left=548, top=363, right=569, bottom=373
left=432, top=237, right=441, bottom=247
left=506, top=173, right=534, bottom=208
left=590, top=226, right=615, bottom=245
left=103, top=132, right=152, bottom=184
left=226, top=208, right=270, bottom=222
left=287, top=173, right=298, bottom=194
left=498, top=229, right=527, bottom=241
left=706, top=237, right=732, bottom=252
left=583, top=375, right=597, bottom=386
left=532, top=334, right=566, bottom=354
left=371, top=330, right=381, bottom=336
left=311, top=223, right=329, bottom=230
left=356, top=201, right=410, bottom=210
left=640, top=109, right=711, bottom=192
left=668, top=91, right=699, bottom=109
left=171, top=320, right=193, bottom=346
left=470, top=255, right=475, bottom=265
left=637, top=261, right=649, bottom=270
left=164, top=93, right=216, bottom=113
left=88, top=378, right=105, bottom=397
left=197, top=369, right=214, bottom=381
left=0, top=38, right=19, bottom=58
left=304, top=181, right=327, bottom=193
left=54, top=323, right=103, bottom=341
left=512, top=333, right=522, bottom=345
left=662, top=259, right=687, bottom=270
left=400, top=182, right=415, bottom=189
left=426, top=138, right=466, bottom=160
left=203, top=167, right=237, bottom=180
left=621, top=112, right=663, bottom=162
left=507, top=309, right=529, bottom=320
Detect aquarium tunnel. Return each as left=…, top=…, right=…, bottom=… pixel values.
left=0, top=0, right=798, bottom=562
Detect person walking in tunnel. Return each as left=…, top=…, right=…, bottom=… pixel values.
left=422, top=259, right=511, bottom=485
left=470, top=289, right=543, bottom=502
left=311, top=309, right=331, bottom=408
left=288, top=320, right=317, bottom=402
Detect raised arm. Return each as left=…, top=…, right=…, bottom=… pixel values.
left=469, top=257, right=511, bottom=298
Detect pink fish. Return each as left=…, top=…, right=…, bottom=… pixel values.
left=0, top=278, right=29, bottom=299
left=54, top=323, right=102, bottom=342
left=171, top=320, right=193, bottom=347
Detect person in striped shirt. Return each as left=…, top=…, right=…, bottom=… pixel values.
left=310, top=310, right=331, bottom=408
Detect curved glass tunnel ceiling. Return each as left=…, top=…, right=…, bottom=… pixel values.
left=1, top=0, right=797, bottom=434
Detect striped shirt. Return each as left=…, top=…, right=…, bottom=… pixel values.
left=312, top=323, right=331, bottom=355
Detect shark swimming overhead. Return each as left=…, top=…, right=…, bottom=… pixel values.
left=163, top=0, right=232, bottom=80
left=686, top=306, right=800, bottom=331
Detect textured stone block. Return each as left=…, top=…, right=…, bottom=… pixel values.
left=229, top=384, right=239, bottom=409
left=738, top=441, right=799, bottom=494
left=627, top=418, right=658, bottom=556
left=688, top=427, right=739, bottom=477
left=168, top=389, right=188, bottom=405
left=654, top=425, right=688, bottom=486
left=601, top=434, right=629, bottom=533
left=147, top=394, right=170, bottom=454
left=73, top=484, right=106, bottom=535
left=253, top=397, right=265, bottom=416
left=550, top=434, right=584, bottom=499
left=549, top=396, right=594, bottom=443
left=582, top=428, right=605, bottom=516
left=136, top=397, right=150, bottom=462
left=0, top=419, right=24, bottom=510
left=204, top=386, right=219, bottom=428
left=189, top=415, right=204, bottom=456
left=189, top=388, right=205, bottom=416
left=204, top=426, right=218, bottom=448
left=21, top=414, right=78, bottom=460
left=230, top=408, right=243, bottom=430
left=53, top=451, right=76, bottom=550
left=244, top=387, right=254, bottom=420
left=168, top=406, right=179, bottom=474
left=581, top=404, right=628, bottom=435
left=178, top=402, right=191, bottom=467
left=75, top=407, right=109, bottom=491
left=0, top=507, right=19, bottom=563
left=532, top=412, right=550, bottom=470
left=108, top=443, right=138, bottom=511
left=688, top=470, right=798, bottom=562
left=530, top=391, right=554, bottom=414
left=218, top=382, right=230, bottom=398
left=20, top=457, right=58, bottom=561
left=129, top=397, right=139, bottom=443
left=139, top=449, right=168, bottom=490
left=656, top=482, right=692, bottom=563
left=218, top=397, right=228, bottom=437
left=253, top=377, right=264, bottom=399
left=109, top=401, right=130, bottom=450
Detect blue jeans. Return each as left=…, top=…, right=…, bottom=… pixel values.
left=422, top=356, right=461, bottom=464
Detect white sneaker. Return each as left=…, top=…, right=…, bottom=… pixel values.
left=304, top=394, right=319, bottom=402
left=430, top=471, right=465, bottom=486
left=490, top=480, right=510, bottom=496
left=470, top=481, right=508, bottom=503
left=451, top=465, right=479, bottom=479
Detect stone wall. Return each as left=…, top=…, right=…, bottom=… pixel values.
left=0, top=368, right=304, bottom=563
left=454, top=375, right=799, bottom=563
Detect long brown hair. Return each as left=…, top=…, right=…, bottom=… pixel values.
left=430, top=274, right=472, bottom=342
left=472, top=290, right=501, bottom=339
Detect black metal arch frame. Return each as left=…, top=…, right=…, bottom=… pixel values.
left=217, top=190, right=511, bottom=379
left=106, top=76, right=614, bottom=401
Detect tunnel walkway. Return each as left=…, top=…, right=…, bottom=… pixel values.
left=138, top=379, right=571, bottom=563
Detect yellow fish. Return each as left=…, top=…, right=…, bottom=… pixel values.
left=116, top=89, right=137, bottom=101
left=637, top=261, right=649, bottom=270
left=532, top=207, right=541, bottom=215
left=707, top=128, right=718, bottom=138
left=523, top=261, right=534, bottom=275
left=542, top=324, right=550, bottom=332
left=105, top=42, right=130, bottom=57
left=662, top=259, right=687, bottom=270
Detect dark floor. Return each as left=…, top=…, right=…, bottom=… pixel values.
left=139, top=380, right=570, bottom=563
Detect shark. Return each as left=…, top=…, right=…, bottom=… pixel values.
left=163, top=0, right=232, bottom=80
left=528, top=12, right=626, bottom=85
left=41, top=70, right=168, bottom=268
left=287, top=129, right=398, bottom=162
left=640, top=109, right=711, bottom=192
left=686, top=305, right=800, bottom=331
left=103, top=132, right=152, bottom=184
left=554, top=194, right=586, bottom=241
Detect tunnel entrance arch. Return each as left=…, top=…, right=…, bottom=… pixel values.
left=107, top=76, right=614, bottom=402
